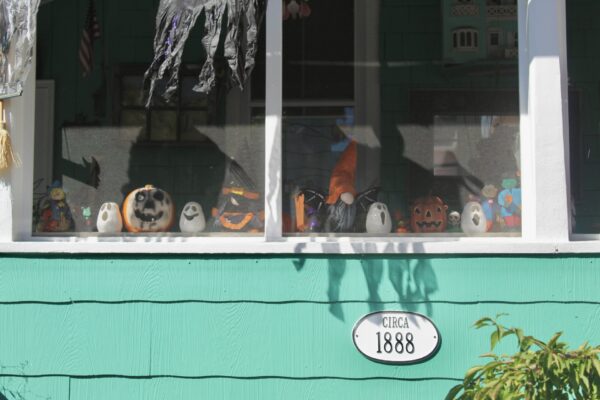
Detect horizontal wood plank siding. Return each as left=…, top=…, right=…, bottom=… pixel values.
left=0, top=255, right=598, bottom=399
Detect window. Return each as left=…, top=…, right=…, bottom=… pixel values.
left=0, top=0, right=582, bottom=253
left=453, top=29, right=479, bottom=52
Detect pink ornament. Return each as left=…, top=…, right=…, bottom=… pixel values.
left=299, top=2, right=311, bottom=18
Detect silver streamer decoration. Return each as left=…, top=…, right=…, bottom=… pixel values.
left=0, top=0, right=40, bottom=99
left=144, top=0, right=266, bottom=107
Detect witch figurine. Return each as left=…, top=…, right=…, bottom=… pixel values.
left=210, top=160, right=264, bottom=233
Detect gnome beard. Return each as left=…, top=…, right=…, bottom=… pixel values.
left=325, top=197, right=357, bottom=233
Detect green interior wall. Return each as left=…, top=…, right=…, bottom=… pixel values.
left=0, top=254, right=598, bottom=399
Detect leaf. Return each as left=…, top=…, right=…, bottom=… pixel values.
left=491, top=330, right=500, bottom=351
left=445, top=384, right=463, bottom=400
left=548, top=332, right=563, bottom=348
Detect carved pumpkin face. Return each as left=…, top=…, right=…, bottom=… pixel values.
left=122, top=185, right=175, bottom=232
left=410, top=196, right=448, bottom=233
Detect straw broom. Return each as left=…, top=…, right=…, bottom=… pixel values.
left=0, top=100, right=20, bottom=172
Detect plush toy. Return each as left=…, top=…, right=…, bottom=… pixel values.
left=366, top=202, right=392, bottom=234
left=461, top=201, right=488, bottom=235
left=36, top=181, right=75, bottom=233
left=180, top=202, right=206, bottom=234
left=96, top=202, right=123, bottom=233
left=481, top=184, right=501, bottom=232
left=122, top=185, right=175, bottom=233
left=498, top=175, right=522, bottom=229
left=447, top=210, right=461, bottom=232
left=211, top=160, right=264, bottom=232
left=410, top=196, right=448, bottom=233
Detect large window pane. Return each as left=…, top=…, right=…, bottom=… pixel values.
left=567, top=0, right=600, bottom=234
left=283, top=0, right=521, bottom=236
left=32, top=0, right=264, bottom=236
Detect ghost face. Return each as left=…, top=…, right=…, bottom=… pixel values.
left=461, top=202, right=488, bottom=235
left=366, top=202, right=392, bottom=234
left=122, top=185, right=175, bottom=233
left=179, top=202, right=206, bottom=233
left=448, top=211, right=461, bottom=228
left=97, top=202, right=123, bottom=233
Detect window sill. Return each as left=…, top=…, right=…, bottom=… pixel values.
left=0, top=236, right=598, bottom=255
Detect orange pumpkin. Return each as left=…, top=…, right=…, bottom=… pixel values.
left=122, top=185, right=175, bottom=233
left=410, top=196, right=448, bottom=233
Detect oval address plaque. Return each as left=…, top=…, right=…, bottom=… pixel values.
left=352, top=311, right=441, bottom=364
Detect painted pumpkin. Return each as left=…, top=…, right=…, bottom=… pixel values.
left=122, top=185, right=175, bottom=233
left=410, top=196, right=448, bottom=233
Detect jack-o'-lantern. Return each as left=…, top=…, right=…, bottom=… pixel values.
left=410, top=196, right=448, bottom=233
left=122, top=185, right=175, bottom=233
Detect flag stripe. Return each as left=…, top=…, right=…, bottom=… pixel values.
left=79, top=0, right=101, bottom=77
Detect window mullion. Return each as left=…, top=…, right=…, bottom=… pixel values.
left=520, top=0, right=571, bottom=241
left=264, top=0, right=283, bottom=241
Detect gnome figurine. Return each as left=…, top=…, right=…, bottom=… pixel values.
left=180, top=202, right=206, bottom=233
left=324, top=140, right=359, bottom=232
left=96, top=202, right=123, bottom=233
left=210, top=160, right=264, bottom=232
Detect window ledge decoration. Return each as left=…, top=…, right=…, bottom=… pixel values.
left=144, top=0, right=266, bottom=107
left=0, top=0, right=40, bottom=99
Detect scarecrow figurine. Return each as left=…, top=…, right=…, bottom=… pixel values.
left=36, top=181, right=75, bottom=233
left=211, top=160, right=264, bottom=233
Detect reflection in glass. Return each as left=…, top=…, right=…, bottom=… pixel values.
left=283, top=0, right=521, bottom=236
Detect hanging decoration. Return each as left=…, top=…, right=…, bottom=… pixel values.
left=283, top=0, right=311, bottom=21
left=144, top=0, right=266, bottom=107
left=0, top=100, right=18, bottom=172
left=0, top=0, right=40, bottom=99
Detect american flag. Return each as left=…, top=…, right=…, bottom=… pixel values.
left=79, top=0, right=101, bottom=77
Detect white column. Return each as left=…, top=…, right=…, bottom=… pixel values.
left=264, top=0, right=283, bottom=240
left=0, top=49, right=36, bottom=242
left=520, top=0, right=570, bottom=241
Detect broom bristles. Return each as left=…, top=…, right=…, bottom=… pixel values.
left=0, top=129, right=20, bottom=172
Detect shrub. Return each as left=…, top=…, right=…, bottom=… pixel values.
left=446, top=315, right=600, bottom=400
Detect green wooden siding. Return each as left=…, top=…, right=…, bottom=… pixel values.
left=0, top=255, right=598, bottom=399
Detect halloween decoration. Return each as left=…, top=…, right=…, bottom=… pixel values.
left=81, top=206, right=93, bottom=228
left=0, top=101, right=18, bottom=172
left=283, top=0, right=311, bottom=20
left=447, top=210, right=461, bottom=232
left=144, top=0, right=266, bottom=106
left=366, top=202, right=392, bottom=234
left=36, top=181, right=74, bottom=233
left=294, top=189, right=326, bottom=233
left=96, top=202, right=123, bottom=233
left=211, top=160, right=264, bottom=232
left=294, top=141, right=379, bottom=233
left=394, top=211, right=410, bottom=234
left=481, top=184, right=500, bottom=232
left=461, top=201, right=488, bottom=235
left=498, top=175, right=522, bottom=229
left=0, top=0, right=40, bottom=99
left=410, top=196, right=448, bottom=233
left=122, top=185, right=175, bottom=233
left=179, top=201, right=206, bottom=233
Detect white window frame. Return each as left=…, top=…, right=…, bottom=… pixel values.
left=1, top=0, right=594, bottom=254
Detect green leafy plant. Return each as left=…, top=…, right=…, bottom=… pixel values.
left=446, top=315, right=600, bottom=400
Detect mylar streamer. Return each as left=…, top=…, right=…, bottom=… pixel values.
left=0, top=0, right=40, bottom=99
left=144, top=0, right=266, bottom=107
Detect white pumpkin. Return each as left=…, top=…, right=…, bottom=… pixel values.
left=461, top=201, right=487, bottom=235
left=122, top=185, right=175, bottom=233
left=366, top=202, right=392, bottom=234
left=96, top=202, right=123, bottom=233
left=179, top=202, right=206, bottom=233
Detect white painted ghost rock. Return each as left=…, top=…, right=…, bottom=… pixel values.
left=179, top=202, right=206, bottom=233
left=366, top=202, right=392, bottom=234
left=461, top=202, right=487, bottom=235
left=448, top=211, right=461, bottom=229
left=96, top=202, right=123, bottom=233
